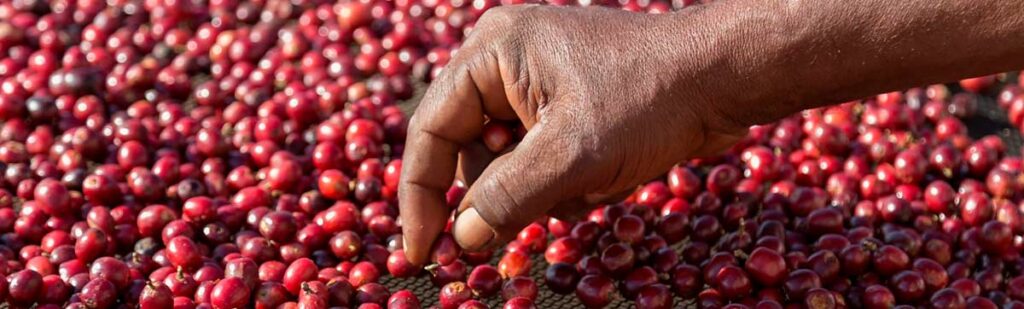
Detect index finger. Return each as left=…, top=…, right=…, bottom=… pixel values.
left=398, top=51, right=507, bottom=265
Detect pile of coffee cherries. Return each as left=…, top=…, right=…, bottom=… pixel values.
left=446, top=73, right=1024, bottom=308
left=532, top=75, right=1024, bottom=308
left=0, top=0, right=1023, bottom=308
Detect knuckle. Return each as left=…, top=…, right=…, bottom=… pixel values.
left=474, top=171, right=522, bottom=230
left=534, top=118, right=600, bottom=192
left=473, top=5, right=544, bottom=45
left=406, top=109, right=427, bottom=133
left=552, top=110, right=621, bottom=193
left=476, top=6, right=530, bottom=28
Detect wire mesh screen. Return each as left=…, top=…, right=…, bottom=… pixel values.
left=380, top=247, right=692, bottom=308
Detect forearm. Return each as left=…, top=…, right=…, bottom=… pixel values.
left=670, top=0, right=1024, bottom=128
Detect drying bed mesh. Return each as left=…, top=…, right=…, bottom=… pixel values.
left=380, top=246, right=695, bottom=308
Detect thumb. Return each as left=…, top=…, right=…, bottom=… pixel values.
left=452, top=122, right=580, bottom=251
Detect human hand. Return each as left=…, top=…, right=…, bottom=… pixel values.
left=398, top=5, right=749, bottom=265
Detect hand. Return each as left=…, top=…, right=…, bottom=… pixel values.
left=398, top=5, right=750, bottom=265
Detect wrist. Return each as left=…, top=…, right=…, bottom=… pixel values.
left=647, top=6, right=763, bottom=135
left=655, top=1, right=819, bottom=131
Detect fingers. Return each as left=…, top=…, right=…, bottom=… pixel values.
left=457, top=141, right=518, bottom=187
left=398, top=73, right=479, bottom=265
left=399, top=50, right=507, bottom=266
left=451, top=124, right=577, bottom=251
left=470, top=54, right=517, bottom=121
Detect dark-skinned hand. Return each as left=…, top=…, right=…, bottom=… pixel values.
left=399, top=0, right=1024, bottom=266
left=398, top=5, right=747, bottom=265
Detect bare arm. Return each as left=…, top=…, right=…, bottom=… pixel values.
left=685, top=0, right=1024, bottom=128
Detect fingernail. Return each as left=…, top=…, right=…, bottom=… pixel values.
left=401, top=236, right=422, bottom=265
left=452, top=208, right=495, bottom=251
left=402, top=236, right=410, bottom=254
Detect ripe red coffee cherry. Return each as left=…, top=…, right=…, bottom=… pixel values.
left=318, top=169, right=350, bottom=200
left=503, top=297, right=537, bottom=309
left=612, top=214, right=645, bottom=244
left=950, top=278, right=982, bottom=298
left=165, top=236, right=201, bottom=270
left=863, top=284, right=896, bottom=308
left=545, top=237, right=584, bottom=264
left=714, top=265, right=752, bottom=300
left=621, top=266, right=659, bottom=299
left=630, top=182, right=670, bottom=211
left=257, top=211, right=298, bottom=242
left=891, top=270, right=927, bottom=302
left=182, top=196, right=217, bottom=225
left=745, top=247, right=787, bottom=287
left=872, top=245, right=910, bottom=277
left=806, top=207, right=844, bottom=236
left=656, top=212, right=689, bottom=244
left=498, top=250, right=531, bottom=279
left=635, top=284, right=673, bottom=309
left=668, top=264, right=702, bottom=299
left=544, top=262, right=580, bottom=295
left=163, top=268, right=198, bottom=297
left=283, top=258, right=318, bottom=295
left=501, top=276, right=538, bottom=301
left=74, top=228, right=109, bottom=262
left=576, top=275, right=616, bottom=308
left=317, top=202, right=359, bottom=233
left=801, top=287, right=836, bottom=308
left=912, top=258, right=949, bottom=292
left=387, top=250, right=419, bottom=278
left=137, top=205, right=178, bottom=237
left=82, top=174, right=121, bottom=206
left=783, top=269, right=822, bottom=300
left=959, top=192, right=993, bottom=226
left=388, top=289, right=421, bottom=309
left=600, top=243, right=636, bottom=277
left=140, top=281, right=174, bottom=309
left=806, top=250, right=841, bottom=284
left=572, top=221, right=602, bottom=250
left=430, top=260, right=469, bottom=287
left=225, top=258, right=259, bottom=290
left=211, top=277, right=251, bottom=309
left=707, top=164, right=741, bottom=196
left=8, top=269, right=43, bottom=304
left=459, top=300, right=489, bottom=309
left=929, top=288, right=966, bottom=309
left=482, top=122, right=514, bottom=152
left=924, top=181, right=956, bottom=213
left=330, top=230, right=362, bottom=261
left=430, top=234, right=461, bottom=266
left=742, top=146, right=778, bottom=181
left=38, top=274, right=70, bottom=305
left=467, top=265, right=503, bottom=297
left=34, top=178, right=71, bottom=216
left=80, top=278, right=118, bottom=309
left=517, top=223, right=547, bottom=252
left=439, top=281, right=472, bottom=309
left=978, top=220, right=1012, bottom=254
left=667, top=165, right=701, bottom=199
left=349, top=261, right=380, bottom=288
left=89, top=257, right=130, bottom=290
